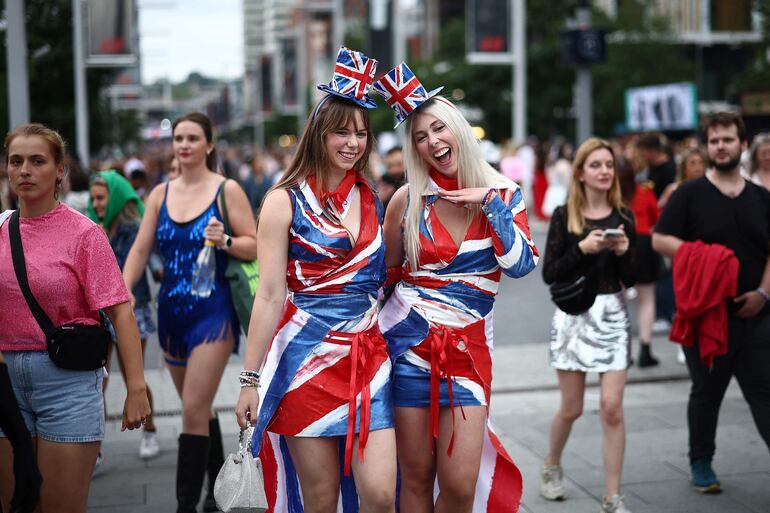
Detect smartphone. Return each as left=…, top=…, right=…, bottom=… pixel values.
left=602, top=228, right=624, bottom=240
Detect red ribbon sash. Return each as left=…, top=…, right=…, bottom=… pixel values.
left=429, top=167, right=459, bottom=191
left=307, top=169, right=358, bottom=213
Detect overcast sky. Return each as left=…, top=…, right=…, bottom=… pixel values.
left=139, top=0, right=244, bottom=84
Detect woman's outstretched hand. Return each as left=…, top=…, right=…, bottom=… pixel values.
left=436, top=187, right=491, bottom=206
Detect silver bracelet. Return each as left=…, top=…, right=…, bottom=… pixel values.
left=756, top=287, right=770, bottom=302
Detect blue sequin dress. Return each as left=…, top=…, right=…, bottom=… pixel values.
left=155, top=182, right=239, bottom=364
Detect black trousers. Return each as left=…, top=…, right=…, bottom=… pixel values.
left=683, top=313, right=770, bottom=463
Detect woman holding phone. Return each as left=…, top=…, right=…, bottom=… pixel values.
left=540, top=138, right=636, bottom=513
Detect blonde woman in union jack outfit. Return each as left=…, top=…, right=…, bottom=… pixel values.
left=235, top=48, right=396, bottom=512
left=373, top=64, right=539, bottom=513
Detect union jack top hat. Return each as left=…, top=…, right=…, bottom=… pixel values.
left=372, top=62, right=444, bottom=128
left=317, top=46, right=378, bottom=109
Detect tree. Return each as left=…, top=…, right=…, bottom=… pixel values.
left=0, top=0, right=125, bottom=159
left=732, top=0, right=770, bottom=95
left=390, top=18, right=513, bottom=142
left=591, top=2, right=694, bottom=137
left=373, top=0, right=699, bottom=143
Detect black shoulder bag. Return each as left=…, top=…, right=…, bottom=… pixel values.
left=548, top=208, right=611, bottom=315
left=549, top=254, right=606, bottom=315
left=9, top=210, right=110, bottom=371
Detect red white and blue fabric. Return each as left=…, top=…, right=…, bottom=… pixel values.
left=317, top=46, right=378, bottom=109
left=379, top=176, right=539, bottom=512
left=372, top=62, right=444, bottom=127
left=250, top=177, right=393, bottom=512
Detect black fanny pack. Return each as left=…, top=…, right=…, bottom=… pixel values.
left=46, top=323, right=110, bottom=371
left=549, top=252, right=608, bottom=316
left=9, top=210, right=110, bottom=371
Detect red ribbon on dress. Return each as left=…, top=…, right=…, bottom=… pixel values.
left=385, top=266, right=403, bottom=288
left=336, top=326, right=378, bottom=476
left=429, top=167, right=459, bottom=191
left=428, top=327, right=468, bottom=456
left=307, top=169, right=358, bottom=213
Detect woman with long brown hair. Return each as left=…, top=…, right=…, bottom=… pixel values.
left=540, top=138, right=636, bottom=513
left=234, top=48, right=396, bottom=512
left=123, top=112, right=258, bottom=513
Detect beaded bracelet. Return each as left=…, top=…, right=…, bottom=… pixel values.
left=482, top=188, right=497, bottom=206
left=239, top=369, right=261, bottom=388
left=239, top=377, right=260, bottom=388
left=757, top=287, right=770, bottom=302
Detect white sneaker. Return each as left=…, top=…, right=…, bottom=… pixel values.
left=92, top=452, right=107, bottom=478
left=600, top=494, right=631, bottom=513
left=540, top=464, right=566, bottom=500
left=652, top=319, right=671, bottom=335
left=677, top=345, right=687, bottom=365
left=139, top=431, right=161, bottom=460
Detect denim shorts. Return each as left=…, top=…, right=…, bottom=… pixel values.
left=0, top=350, right=104, bottom=443
left=105, top=303, right=157, bottom=341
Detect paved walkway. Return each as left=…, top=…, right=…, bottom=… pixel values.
left=90, top=338, right=770, bottom=512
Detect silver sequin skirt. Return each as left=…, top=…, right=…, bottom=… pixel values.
left=549, top=292, right=631, bottom=372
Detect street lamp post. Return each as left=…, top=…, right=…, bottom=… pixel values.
left=73, top=0, right=90, bottom=164
left=512, top=0, right=526, bottom=142
left=575, top=2, right=593, bottom=143
left=6, top=0, right=30, bottom=128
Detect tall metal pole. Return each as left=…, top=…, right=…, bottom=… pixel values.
left=512, top=0, right=526, bottom=141
left=575, top=4, right=592, bottom=144
left=6, top=0, right=30, bottom=128
left=73, top=0, right=90, bottom=164
left=392, top=0, right=405, bottom=67
left=297, top=23, right=308, bottom=132
left=332, top=0, right=344, bottom=50
left=392, top=0, right=406, bottom=140
left=254, top=57, right=265, bottom=149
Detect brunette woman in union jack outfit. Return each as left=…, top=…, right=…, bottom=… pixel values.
left=235, top=47, right=396, bottom=513
left=373, top=64, right=539, bottom=513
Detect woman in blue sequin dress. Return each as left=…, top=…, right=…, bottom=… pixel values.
left=123, top=112, right=258, bottom=513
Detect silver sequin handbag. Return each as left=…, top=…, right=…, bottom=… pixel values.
left=214, top=426, right=268, bottom=513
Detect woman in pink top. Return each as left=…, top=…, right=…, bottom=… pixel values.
left=0, top=124, right=150, bottom=513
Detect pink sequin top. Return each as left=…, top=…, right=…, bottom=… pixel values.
left=0, top=203, right=129, bottom=350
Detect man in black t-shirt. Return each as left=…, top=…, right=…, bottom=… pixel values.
left=636, top=133, right=676, bottom=200
left=653, top=113, right=770, bottom=494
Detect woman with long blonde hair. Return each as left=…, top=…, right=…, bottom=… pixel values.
left=540, top=137, right=636, bottom=513
left=375, top=64, right=538, bottom=513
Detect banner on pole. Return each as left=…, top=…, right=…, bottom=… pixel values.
left=85, top=0, right=137, bottom=67
left=466, top=0, right=512, bottom=64
left=261, top=55, right=273, bottom=115
left=278, top=33, right=300, bottom=114
left=625, top=82, right=698, bottom=132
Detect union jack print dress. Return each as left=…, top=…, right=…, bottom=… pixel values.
left=250, top=176, right=393, bottom=512
left=379, top=177, right=539, bottom=512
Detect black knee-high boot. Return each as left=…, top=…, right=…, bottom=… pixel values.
left=177, top=433, right=210, bottom=513
left=203, top=416, right=225, bottom=512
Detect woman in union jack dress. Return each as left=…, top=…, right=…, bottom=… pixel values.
left=234, top=48, right=396, bottom=513
left=373, top=64, right=539, bottom=513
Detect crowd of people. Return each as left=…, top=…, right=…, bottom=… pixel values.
left=0, top=45, right=769, bottom=513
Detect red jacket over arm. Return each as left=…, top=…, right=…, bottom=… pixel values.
left=670, top=241, right=739, bottom=366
